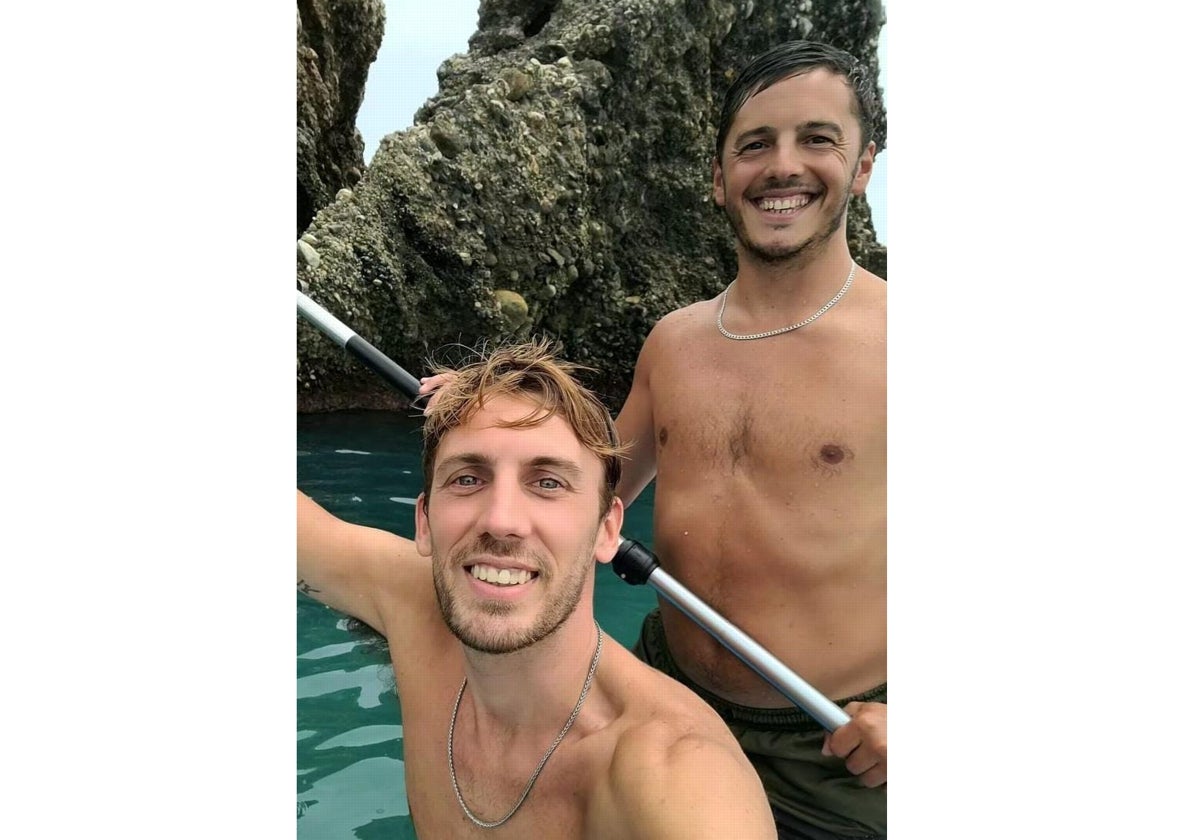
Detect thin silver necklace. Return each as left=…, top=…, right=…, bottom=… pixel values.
left=447, top=621, right=604, bottom=829
left=717, top=262, right=857, bottom=340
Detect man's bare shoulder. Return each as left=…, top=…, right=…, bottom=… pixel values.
left=832, top=268, right=886, bottom=344
left=604, top=715, right=776, bottom=838
left=591, top=655, right=776, bottom=838
left=651, top=296, right=720, bottom=335
left=601, top=645, right=746, bottom=766
left=640, top=296, right=721, bottom=360
left=855, top=268, right=887, bottom=314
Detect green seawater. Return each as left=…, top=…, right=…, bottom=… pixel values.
left=297, top=410, right=658, bottom=839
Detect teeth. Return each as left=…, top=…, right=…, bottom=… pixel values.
left=470, top=564, right=532, bottom=586
left=758, top=195, right=812, bottom=211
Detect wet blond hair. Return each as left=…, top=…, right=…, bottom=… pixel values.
left=421, top=338, right=627, bottom=516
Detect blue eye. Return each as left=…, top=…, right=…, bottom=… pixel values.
left=536, top=477, right=564, bottom=491
left=452, top=475, right=480, bottom=487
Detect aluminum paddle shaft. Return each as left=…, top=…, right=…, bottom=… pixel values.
left=613, top=538, right=851, bottom=731
left=297, top=290, right=425, bottom=407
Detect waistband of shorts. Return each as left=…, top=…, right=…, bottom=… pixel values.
left=639, top=608, right=886, bottom=732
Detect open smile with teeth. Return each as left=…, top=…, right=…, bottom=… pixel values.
left=754, top=194, right=814, bottom=213
left=469, top=563, right=537, bottom=586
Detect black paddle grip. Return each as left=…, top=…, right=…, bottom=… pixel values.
left=612, top=538, right=659, bottom=586
left=347, top=335, right=429, bottom=410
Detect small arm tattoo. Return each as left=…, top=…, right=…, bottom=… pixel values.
left=297, top=578, right=321, bottom=594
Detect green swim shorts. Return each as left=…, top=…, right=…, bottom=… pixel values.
left=632, top=609, right=886, bottom=840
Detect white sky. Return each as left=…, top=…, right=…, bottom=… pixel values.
left=358, top=2, right=888, bottom=243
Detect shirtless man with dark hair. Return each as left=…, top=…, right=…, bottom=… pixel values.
left=614, top=41, right=887, bottom=839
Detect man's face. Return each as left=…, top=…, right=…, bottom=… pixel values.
left=415, top=394, right=622, bottom=654
left=713, top=68, right=875, bottom=264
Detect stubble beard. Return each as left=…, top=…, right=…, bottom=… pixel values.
left=432, top=533, right=595, bottom=655
left=727, top=177, right=854, bottom=268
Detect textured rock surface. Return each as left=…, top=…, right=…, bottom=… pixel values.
left=297, top=0, right=887, bottom=412
left=296, top=0, right=385, bottom=237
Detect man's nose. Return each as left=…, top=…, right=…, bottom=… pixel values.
left=477, top=479, right=532, bottom=540
left=764, top=142, right=808, bottom=180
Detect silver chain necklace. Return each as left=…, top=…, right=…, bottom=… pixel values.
left=716, top=262, right=857, bottom=340
left=447, top=621, right=604, bottom=829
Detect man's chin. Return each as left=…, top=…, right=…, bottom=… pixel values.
left=743, top=239, right=813, bottom=264
left=739, top=221, right=841, bottom=265
left=447, top=604, right=560, bottom=654
left=454, top=625, right=537, bottom=655
left=461, top=636, right=532, bottom=655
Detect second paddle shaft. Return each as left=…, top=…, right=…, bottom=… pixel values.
left=613, top=538, right=851, bottom=731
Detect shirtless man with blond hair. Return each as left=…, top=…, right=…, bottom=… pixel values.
left=613, top=41, right=887, bottom=839
left=298, top=340, right=776, bottom=838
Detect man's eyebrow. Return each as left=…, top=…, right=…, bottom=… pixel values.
left=528, top=456, right=585, bottom=480
left=732, top=121, right=845, bottom=149
left=797, top=120, right=845, bottom=138
left=434, top=452, right=491, bottom=477
left=434, top=453, right=586, bottom=480
left=732, top=126, right=776, bottom=148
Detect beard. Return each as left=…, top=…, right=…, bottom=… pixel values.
left=726, top=176, right=853, bottom=266
left=432, top=532, right=595, bottom=655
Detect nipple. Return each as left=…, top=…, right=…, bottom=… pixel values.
left=819, top=444, right=845, bottom=464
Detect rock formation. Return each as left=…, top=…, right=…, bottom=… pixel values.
left=296, top=0, right=385, bottom=237
left=297, top=0, right=887, bottom=412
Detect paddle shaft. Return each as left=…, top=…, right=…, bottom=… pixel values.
left=613, top=539, right=850, bottom=730
left=297, top=291, right=425, bottom=406
left=296, top=291, right=850, bottom=730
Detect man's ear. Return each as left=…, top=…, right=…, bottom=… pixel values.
left=851, top=141, right=876, bottom=196
left=712, top=156, right=726, bottom=207
left=592, top=496, right=624, bottom=566
left=414, top=492, right=433, bottom=557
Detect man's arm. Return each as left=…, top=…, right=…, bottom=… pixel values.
left=613, top=323, right=665, bottom=509
left=297, top=490, right=423, bottom=635
left=608, top=730, right=777, bottom=839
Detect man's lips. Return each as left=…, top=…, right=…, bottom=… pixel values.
left=464, top=559, right=540, bottom=587
left=752, top=192, right=816, bottom=212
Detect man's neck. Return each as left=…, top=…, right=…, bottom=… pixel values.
left=729, top=241, right=857, bottom=319
left=459, top=613, right=601, bottom=740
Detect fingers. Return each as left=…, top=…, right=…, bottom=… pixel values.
left=854, top=755, right=887, bottom=788
left=417, top=374, right=453, bottom=416
left=823, top=722, right=857, bottom=759
left=827, top=734, right=887, bottom=787
left=823, top=701, right=887, bottom=787
left=841, top=725, right=886, bottom=788
left=843, top=744, right=880, bottom=779
left=417, top=374, right=449, bottom=391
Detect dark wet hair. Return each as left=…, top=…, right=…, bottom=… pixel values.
left=715, top=40, right=881, bottom=160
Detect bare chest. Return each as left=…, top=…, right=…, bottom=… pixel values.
left=400, top=691, right=602, bottom=838
left=649, top=330, right=885, bottom=478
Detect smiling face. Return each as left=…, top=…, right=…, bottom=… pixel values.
left=713, top=68, right=875, bottom=265
left=415, top=394, right=622, bottom=654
